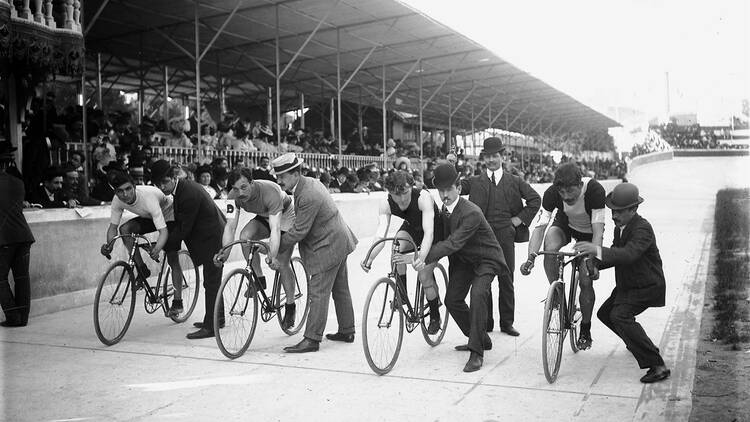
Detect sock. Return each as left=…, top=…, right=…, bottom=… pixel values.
left=580, top=322, right=591, bottom=335
left=427, top=297, right=441, bottom=319
left=285, top=302, right=296, bottom=312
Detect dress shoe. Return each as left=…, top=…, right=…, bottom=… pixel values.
left=640, top=366, right=671, bottom=383
left=454, top=341, right=492, bottom=352
left=193, top=321, right=225, bottom=329
left=463, top=351, right=483, bottom=373
left=281, top=303, right=296, bottom=330
left=284, top=338, right=320, bottom=353
left=325, top=332, right=355, bottom=343
left=0, top=320, right=26, bottom=327
left=576, top=331, right=593, bottom=350
left=186, top=328, right=215, bottom=339
left=427, top=316, right=441, bottom=335
left=500, top=325, right=520, bottom=337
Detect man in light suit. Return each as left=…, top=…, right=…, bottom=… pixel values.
left=460, top=137, right=541, bottom=336
left=574, top=183, right=670, bottom=383
left=270, top=153, right=357, bottom=353
left=414, top=164, right=509, bottom=372
left=151, top=160, right=227, bottom=340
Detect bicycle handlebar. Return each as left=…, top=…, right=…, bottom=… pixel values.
left=361, top=237, right=419, bottom=271
left=216, top=239, right=270, bottom=260
left=102, top=233, right=157, bottom=261
left=537, top=250, right=587, bottom=258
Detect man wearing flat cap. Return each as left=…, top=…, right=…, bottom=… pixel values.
left=414, top=164, right=509, bottom=372
left=150, top=159, right=227, bottom=339
left=269, top=153, right=357, bottom=353
left=573, top=183, right=670, bottom=383
left=460, top=137, right=541, bottom=336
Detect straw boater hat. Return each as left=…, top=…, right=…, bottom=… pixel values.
left=271, top=153, right=304, bottom=175
left=394, top=156, right=410, bottom=170
left=605, top=183, right=644, bottom=210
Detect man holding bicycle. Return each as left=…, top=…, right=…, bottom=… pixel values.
left=100, top=169, right=184, bottom=317
left=362, top=170, right=444, bottom=335
left=213, top=167, right=297, bottom=330
left=573, top=183, right=670, bottom=383
left=520, top=162, right=605, bottom=350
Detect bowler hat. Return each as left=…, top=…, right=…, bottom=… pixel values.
left=432, top=163, right=459, bottom=190
left=481, top=137, right=506, bottom=155
left=272, top=153, right=304, bottom=175
left=150, top=159, right=172, bottom=182
left=605, top=183, right=644, bottom=210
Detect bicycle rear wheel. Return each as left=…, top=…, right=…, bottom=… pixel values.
left=94, top=261, right=136, bottom=346
left=215, top=269, right=258, bottom=359
left=276, top=257, right=310, bottom=335
left=568, top=273, right=582, bottom=353
left=164, top=250, right=200, bottom=323
left=362, top=277, right=404, bottom=375
left=419, top=263, right=449, bottom=346
left=542, top=281, right=565, bottom=383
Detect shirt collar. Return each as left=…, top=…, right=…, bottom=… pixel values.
left=486, top=168, right=503, bottom=184
left=444, top=197, right=459, bottom=214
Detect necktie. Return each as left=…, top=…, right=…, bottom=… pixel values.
left=441, top=204, right=451, bottom=235
left=488, top=172, right=496, bottom=207
left=491, top=172, right=496, bottom=186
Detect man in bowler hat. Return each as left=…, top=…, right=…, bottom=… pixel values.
left=460, top=137, right=540, bottom=336
left=574, top=183, right=670, bottom=383
left=414, top=164, right=509, bottom=372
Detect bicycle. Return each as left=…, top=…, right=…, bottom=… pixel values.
left=213, top=239, right=310, bottom=359
left=537, top=250, right=590, bottom=383
left=360, top=237, right=449, bottom=375
left=94, top=234, right=200, bottom=345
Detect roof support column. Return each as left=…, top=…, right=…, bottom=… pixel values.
left=194, top=0, right=201, bottom=149
left=382, top=63, right=387, bottom=160
left=81, top=54, right=89, bottom=196
left=267, top=87, right=273, bottom=130
left=96, top=53, right=103, bottom=111
left=330, top=97, right=335, bottom=150
left=470, top=104, right=475, bottom=155
left=447, top=95, right=452, bottom=155
left=300, top=92, right=305, bottom=130
left=275, top=4, right=281, bottom=145
left=163, top=66, right=170, bottom=124
left=336, top=28, right=342, bottom=159
left=418, top=61, right=423, bottom=164
left=358, top=87, right=363, bottom=146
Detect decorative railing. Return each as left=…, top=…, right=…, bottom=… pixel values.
left=52, top=143, right=424, bottom=172
left=1, top=0, right=82, bottom=33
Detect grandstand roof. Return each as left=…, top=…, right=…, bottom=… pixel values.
left=84, top=0, right=619, bottom=135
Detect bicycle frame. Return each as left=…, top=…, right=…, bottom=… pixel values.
left=538, top=250, right=586, bottom=328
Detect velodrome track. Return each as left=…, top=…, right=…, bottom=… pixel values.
left=1, top=155, right=748, bottom=421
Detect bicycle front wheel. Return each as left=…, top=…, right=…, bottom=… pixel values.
left=93, top=261, right=136, bottom=346
left=419, top=263, right=449, bottom=346
left=215, top=269, right=258, bottom=359
left=568, top=273, right=582, bottom=354
left=362, top=277, right=404, bottom=375
left=276, top=257, right=310, bottom=335
left=164, top=250, right=200, bottom=323
left=542, top=281, right=565, bottom=383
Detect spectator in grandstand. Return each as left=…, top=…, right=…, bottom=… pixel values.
left=251, top=156, right=276, bottom=182
left=27, top=167, right=68, bottom=208
left=129, top=166, right=146, bottom=185
left=394, top=156, right=410, bottom=172
left=196, top=165, right=219, bottom=199
left=62, top=165, right=101, bottom=206
left=211, top=166, right=229, bottom=199
left=164, top=117, right=193, bottom=148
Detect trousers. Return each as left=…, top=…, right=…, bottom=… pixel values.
left=304, top=256, right=355, bottom=342
left=597, top=294, right=664, bottom=369
left=0, top=243, right=32, bottom=324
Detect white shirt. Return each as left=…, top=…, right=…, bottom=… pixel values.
left=443, top=197, right=459, bottom=214
left=110, top=185, right=174, bottom=230
left=486, top=168, right=503, bottom=185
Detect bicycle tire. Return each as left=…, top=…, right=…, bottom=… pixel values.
left=419, top=263, right=449, bottom=346
left=542, top=281, right=565, bottom=383
left=215, top=268, right=258, bottom=359
left=93, top=261, right=136, bottom=346
left=568, top=272, right=582, bottom=354
left=164, top=250, right=201, bottom=323
left=276, top=257, right=310, bottom=335
left=362, top=277, right=404, bottom=375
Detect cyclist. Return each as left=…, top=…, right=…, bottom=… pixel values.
left=520, top=162, right=605, bottom=350
left=213, top=167, right=297, bottom=330
left=100, top=169, right=184, bottom=316
left=361, top=170, right=444, bottom=335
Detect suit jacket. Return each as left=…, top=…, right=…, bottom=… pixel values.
left=599, top=213, right=666, bottom=308
left=279, top=176, right=357, bottom=275
left=171, top=179, right=226, bottom=266
left=425, top=198, right=507, bottom=276
left=27, top=184, right=67, bottom=208
left=461, top=171, right=541, bottom=230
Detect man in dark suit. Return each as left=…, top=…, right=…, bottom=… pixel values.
left=150, top=160, right=227, bottom=340
left=27, top=167, right=69, bottom=208
left=270, top=153, right=357, bottom=353
left=251, top=156, right=276, bottom=182
left=574, top=183, right=670, bottom=383
left=460, top=137, right=541, bottom=336
left=415, top=164, right=509, bottom=372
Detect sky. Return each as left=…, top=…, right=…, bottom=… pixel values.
left=401, top=0, right=749, bottom=126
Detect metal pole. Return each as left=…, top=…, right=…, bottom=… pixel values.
left=471, top=104, right=475, bottom=155
left=358, top=86, right=363, bottom=146
left=267, top=87, right=273, bottom=128
left=382, top=63, right=387, bottom=158
left=194, top=0, right=202, bottom=150
left=300, top=92, right=305, bottom=130
left=336, top=28, right=342, bottom=159
left=448, top=95, right=452, bottom=155
left=163, top=66, right=169, bottom=124
left=275, top=4, right=281, bottom=145
left=81, top=54, right=90, bottom=196
left=96, top=53, right=102, bottom=111
left=418, top=62, right=423, bottom=164
left=330, top=97, right=335, bottom=153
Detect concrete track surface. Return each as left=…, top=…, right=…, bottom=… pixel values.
left=1, top=156, right=748, bottom=422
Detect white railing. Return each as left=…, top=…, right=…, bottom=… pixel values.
left=2, top=0, right=82, bottom=33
